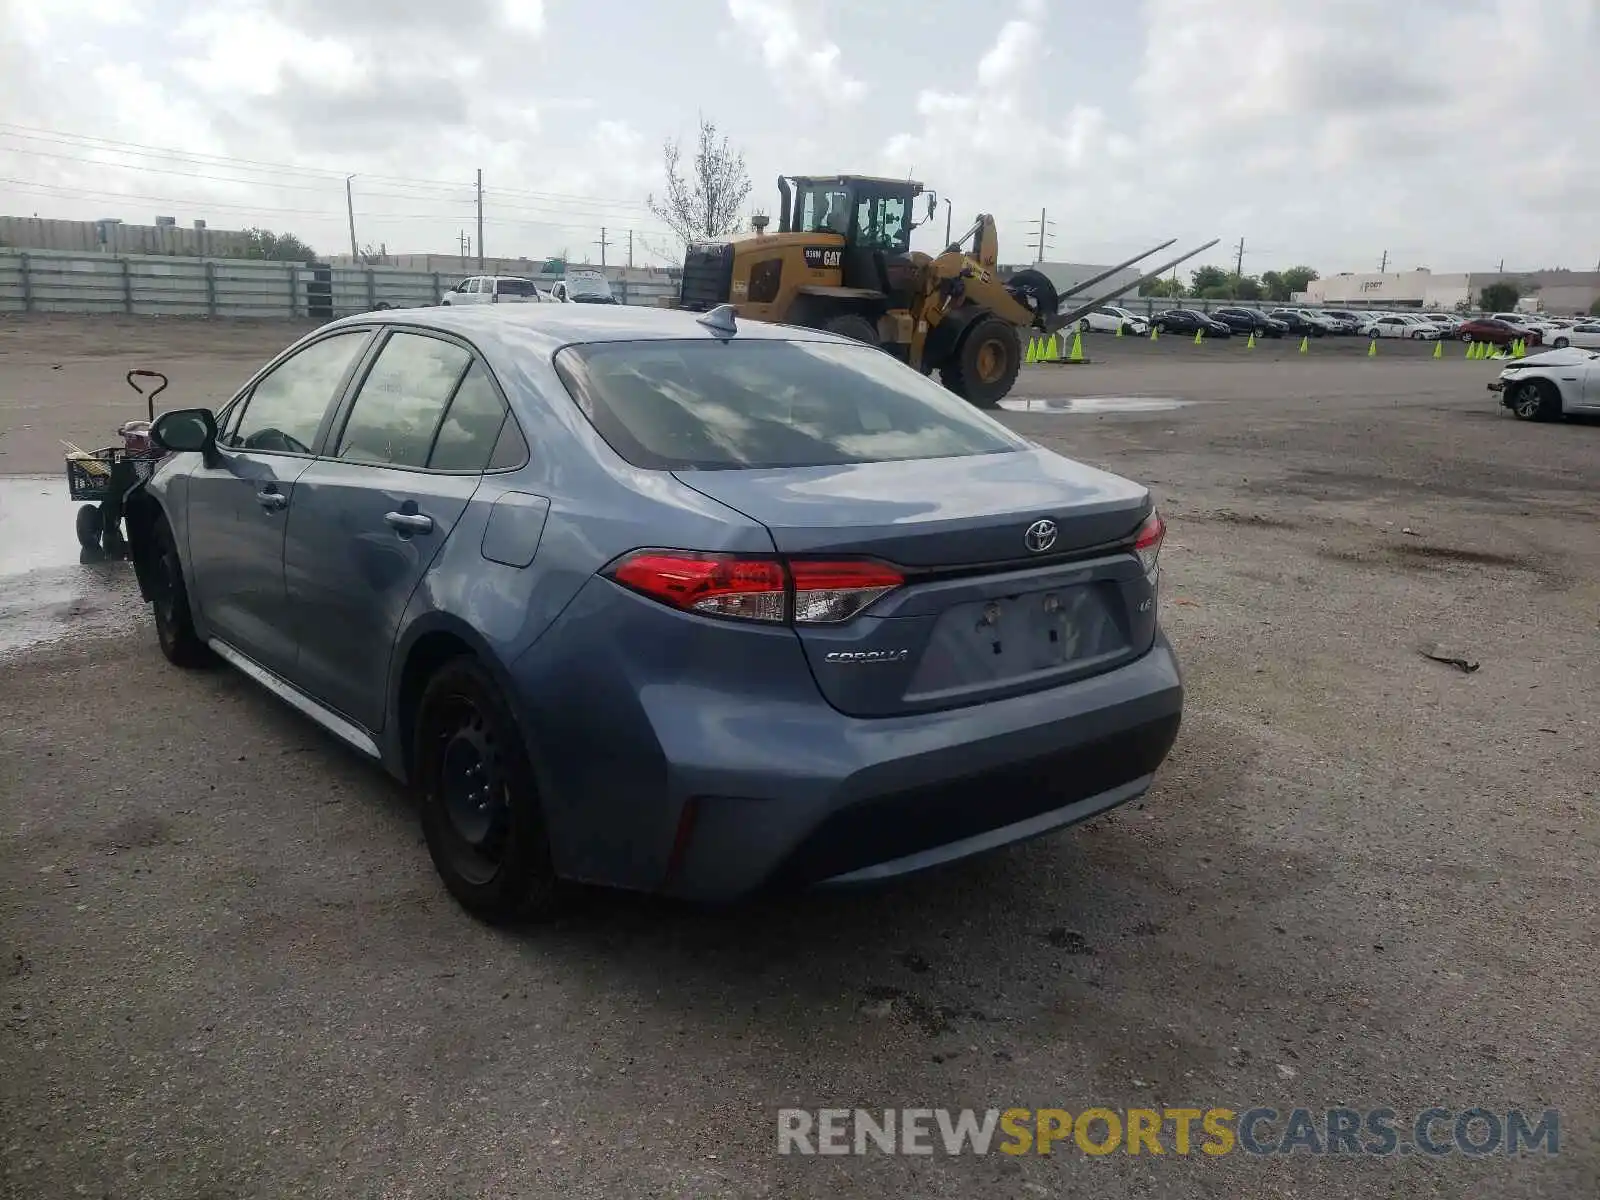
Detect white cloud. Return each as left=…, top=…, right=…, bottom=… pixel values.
left=499, top=0, right=544, bottom=37
left=725, top=0, right=867, bottom=106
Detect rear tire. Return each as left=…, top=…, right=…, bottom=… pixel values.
left=1553, top=337, right=1569, bottom=349
left=150, top=518, right=211, bottom=668
left=1079, top=318, right=1091, bottom=333
left=75, top=504, right=103, bottom=550
left=1510, top=379, right=1558, bottom=422
left=822, top=313, right=880, bottom=347
left=416, top=658, right=560, bottom=924
left=940, top=317, right=1021, bottom=409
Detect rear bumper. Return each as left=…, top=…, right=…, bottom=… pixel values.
left=668, top=637, right=1182, bottom=900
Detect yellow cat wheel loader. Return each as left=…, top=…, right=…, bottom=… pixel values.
left=676, top=173, right=1217, bottom=407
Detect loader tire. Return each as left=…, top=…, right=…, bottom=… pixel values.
left=823, top=313, right=880, bottom=347
left=941, top=317, right=1021, bottom=409
left=1004, top=269, right=1060, bottom=324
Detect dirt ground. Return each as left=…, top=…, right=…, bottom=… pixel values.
left=1, top=316, right=1597, bottom=1199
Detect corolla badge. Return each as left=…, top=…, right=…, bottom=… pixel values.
left=824, top=649, right=910, bottom=664
left=1024, top=518, right=1058, bottom=553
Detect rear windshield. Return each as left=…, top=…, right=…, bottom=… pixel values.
left=554, top=339, right=1029, bottom=470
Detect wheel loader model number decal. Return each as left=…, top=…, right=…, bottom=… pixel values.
left=803, top=247, right=843, bottom=270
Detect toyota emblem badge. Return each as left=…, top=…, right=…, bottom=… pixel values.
left=1024, top=518, right=1058, bottom=553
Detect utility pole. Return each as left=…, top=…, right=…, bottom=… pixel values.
left=458, top=230, right=471, bottom=261
left=627, top=229, right=634, bottom=268
left=1026, top=208, right=1055, bottom=263
left=1379, top=249, right=1388, bottom=273
left=595, top=226, right=612, bottom=268
left=345, top=175, right=358, bottom=260
left=1497, top=257, right=1505, bottom=273
left=475, top=169, right=484, bottom=271
left=1233, top=237, right=1245, bottom=278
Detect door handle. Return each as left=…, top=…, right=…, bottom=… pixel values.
left=256, top=490, right=288, bottom=512
left=385, top=510, right=434, bottom=534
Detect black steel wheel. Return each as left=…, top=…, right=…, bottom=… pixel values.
left=416, top=658, right=558, bottom=923
left=150, top=518, right=211, bottom=667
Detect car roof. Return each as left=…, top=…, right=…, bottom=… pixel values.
left=322, top=302, right=844, bottom=355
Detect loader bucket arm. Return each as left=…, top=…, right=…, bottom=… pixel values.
left=1044, top=239, right=1221, bottom=334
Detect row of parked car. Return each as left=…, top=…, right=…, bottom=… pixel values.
left=1076, top=303, right=1600, bottom=348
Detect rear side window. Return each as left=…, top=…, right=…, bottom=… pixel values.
left=429, top=362, right=519, bottom=472
left=497, top=278, right=536, bottom=298
left=554, top=339, right=1028, bottom=471
left=336, top=332, right=472, bottom=467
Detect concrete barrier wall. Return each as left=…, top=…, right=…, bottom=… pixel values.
left=0, top=248, right=676, bottom=318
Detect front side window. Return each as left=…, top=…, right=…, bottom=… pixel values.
left=555, top=338, right=1028, bottom=471
left=230, top=330, right=373, bottom=454
left=336, top=332, right=473, bottom=467
left=797, top=186, right=851, bottom=235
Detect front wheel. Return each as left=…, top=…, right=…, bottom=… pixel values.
left=1510, top=380, right=1557, bottom=422
left=416, top=658, right=559, bottom=923
left=822, top=312, right=880, bottom=347
left=1079, top=318, right=1091, bottom=333
left=940, top=317, right=1021, bottom=409
left=150, top=518, right=211, bottom=667
left=1553, top=337, right=1569, bottom=349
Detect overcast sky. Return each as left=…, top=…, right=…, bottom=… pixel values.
left=1, top=0, right=1595, bottom=274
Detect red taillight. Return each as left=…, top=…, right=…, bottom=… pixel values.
left=1133, top=511, right=1165, bottom=578
left=607, top=551, right=903, bottom=625
left=611, top=552, right=787, bottom=622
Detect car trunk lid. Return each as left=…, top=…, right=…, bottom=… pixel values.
left=674, top=450, right=1160, bottom=717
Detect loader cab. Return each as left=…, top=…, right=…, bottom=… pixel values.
left=780, top=175, right=927, bottom=299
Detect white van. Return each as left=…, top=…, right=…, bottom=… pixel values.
left=441, top=276, right=545, bottom=305
left=548, top=269, right=618, bottom=304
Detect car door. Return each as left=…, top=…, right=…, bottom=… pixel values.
left=183, top=328, right=376, bottom=676
left=282, top=329, right=525, bottom=731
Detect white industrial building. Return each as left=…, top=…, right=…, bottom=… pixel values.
left=1300, top=269, right=1600, bottom=315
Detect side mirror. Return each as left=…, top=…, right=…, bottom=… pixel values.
left=152, top=407, right=218, bottom=455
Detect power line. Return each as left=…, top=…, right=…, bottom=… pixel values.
left=0, top=123, right=655, bottom=212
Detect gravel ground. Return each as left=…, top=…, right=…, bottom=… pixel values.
left=1, top=317, right=1597, bottom=1199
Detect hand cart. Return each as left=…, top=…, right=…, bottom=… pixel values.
left=64, top=370, right=170, bottom=556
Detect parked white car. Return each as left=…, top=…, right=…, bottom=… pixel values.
left=440, top=276, right=545, bottom=305
left=1362, top=314, right=1441, bottom=340
left=1077, top=305, right=1150, bottom=335
left=1492, top=347, right=1600, bottom=420
left=1547, top=322, right=1600, bottom=349
left=1419, top=312, right=1462, bottom=332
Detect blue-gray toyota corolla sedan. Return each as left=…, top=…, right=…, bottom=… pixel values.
left=127, top=303, right=1182, bottom=922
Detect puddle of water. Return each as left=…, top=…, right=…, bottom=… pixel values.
left=999, top=396, right=1192, bottom=414
left=0, top=475, right=87, bottom=577
left=0, top=474, right=143, bottom=655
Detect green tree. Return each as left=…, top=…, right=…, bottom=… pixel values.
left=1261, top=266, right=1319, bottom=302
left=1190, top=265, right=1228, bottom=295
left=1588, top=296, right=1600, bottom=317
left=1143, top=276, right=1185, bottom=298
left=1479, top=281, right=1520, bottom=312
left=240, top=227, right=317, bottom=262
left=1230, top=274, right=1264, bottom=301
